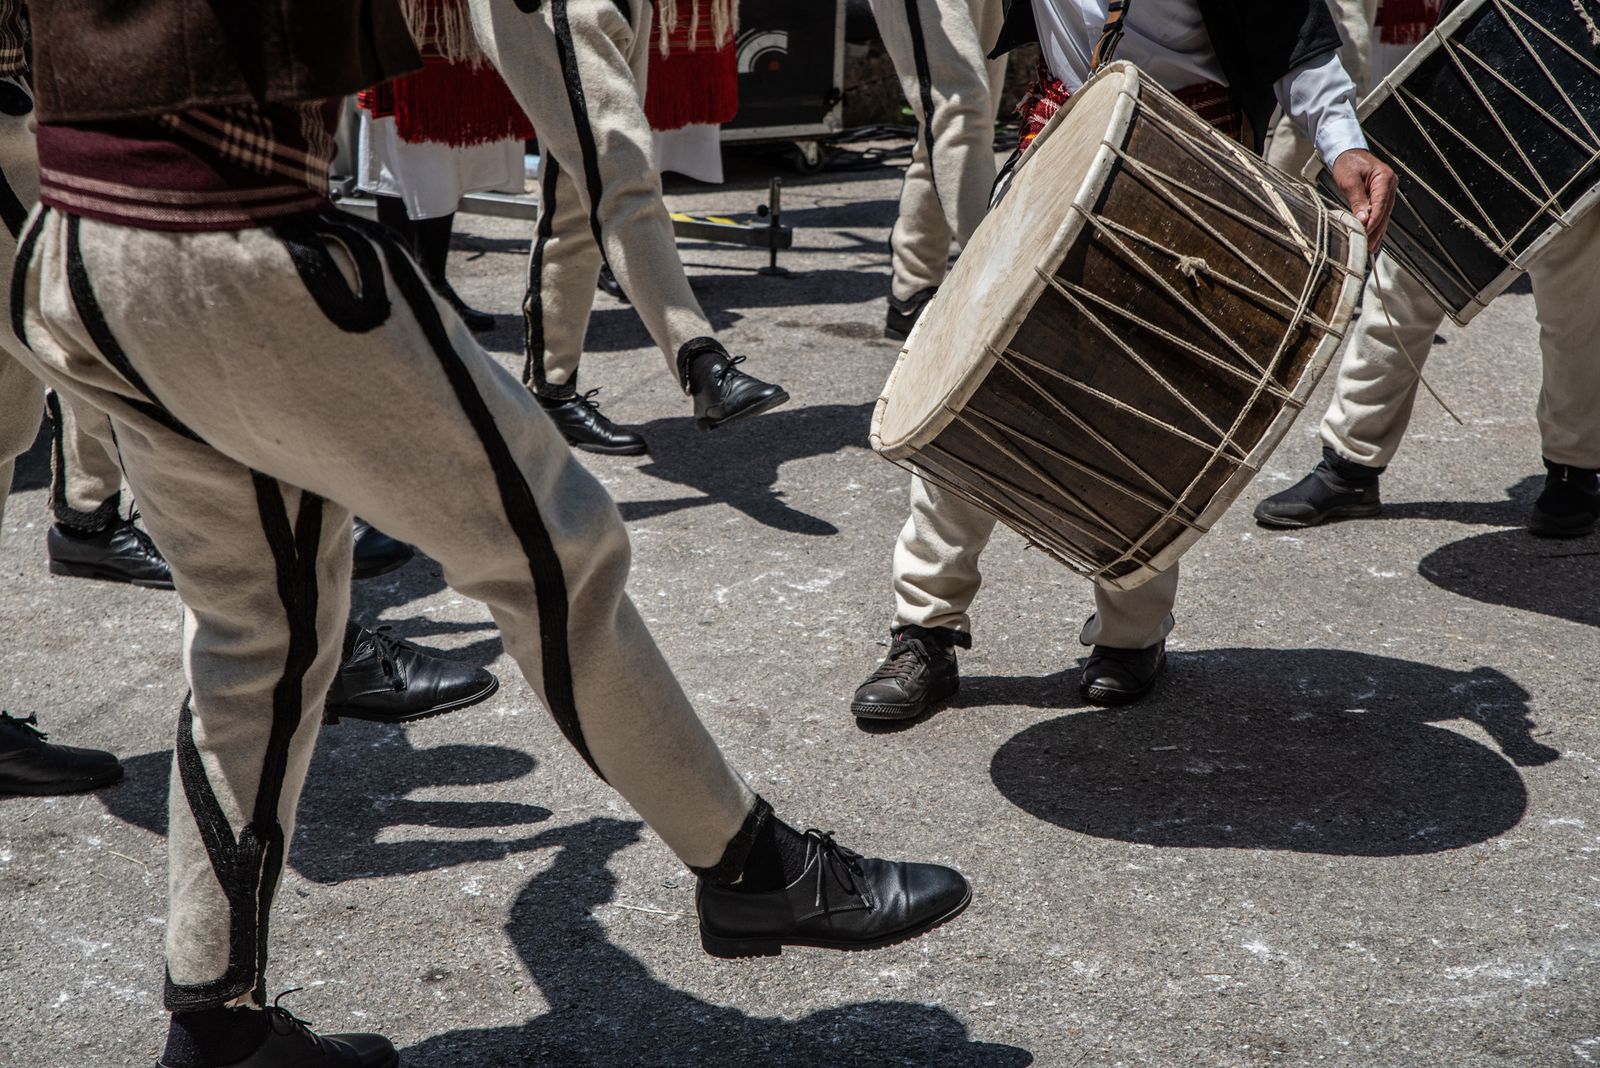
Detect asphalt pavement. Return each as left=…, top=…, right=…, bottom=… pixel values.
left=2, top=143, right=1596, bottom=1067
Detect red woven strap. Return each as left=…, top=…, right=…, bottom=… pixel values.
left=1377, top=0, right=1444, bottom=44
left=1017, top=66, right=1247, bottom=154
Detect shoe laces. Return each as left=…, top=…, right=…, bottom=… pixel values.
left=574, top=387, right=607, bottom=413
left=802, top=829, right=867, bottom=910
left=123, top=509, right=163, bottom=558
left=866, top=637, right=931, bottom=683
left=265, top=988, right=319, bottom=1044
left=0, top=711, right=46, bottom=740
left=360, top=627, right=409, bottom=692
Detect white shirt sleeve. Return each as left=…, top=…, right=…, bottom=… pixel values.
left=1275, top=50, right=1368, bottom=168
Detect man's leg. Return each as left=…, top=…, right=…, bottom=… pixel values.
left=1525, top=209, right=1600, bottom=536
left=523, top=151, right=649, bottom=454
left=475, top=0, right=786, bottom=428
left=0, top=350, right=42, bottom=530
left=852, top=476, right=995, bottom=719
left=41, top=389, right=175, bottom=587
left=1256, top=252, right=1448, bottom=526
left=870, top=0, right=1005, bottom=337
left=1079, top=565, right=1178, bottom=705
left=0, top=79, right=124, bottom=795
left=15, top=210, right=968, bottom=1037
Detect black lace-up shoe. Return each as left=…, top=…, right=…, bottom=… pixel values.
left=351, top=520, right=415, bottom=581
left=323, top=624, right=498, bottom=725
left=677, top=337, right=790, bottom=431
left=1254, top=447, right=1383, bottom=528
left=157, top=1005, right=397, bottom=1068
left=885, top=285, right=937, bottom=341
left=540, top=389, right=648, bottom=455
left=1080, top=640, right=1167, bottom=706
left=47, top=515, right=174, bottom=589
left=0, top=711, right=123, bottom=796
left=431, top=275, right=495, bottom=333
left=850, top=625, right=967, bottom=720
left=1529, top=460, right=1599, bottom=538
left=696, top=829, right=971, bottom=958
left=597, top=263, right=629, bottom=303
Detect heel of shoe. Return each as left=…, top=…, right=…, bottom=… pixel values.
left=700, top=928, right=782, bottom=959
left=48, top=559, right=100, bottom=581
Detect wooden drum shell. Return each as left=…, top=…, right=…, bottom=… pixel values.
left=871, top=64, right=1367, bottom=591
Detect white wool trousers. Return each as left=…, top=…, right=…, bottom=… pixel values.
left=0, top=83, right=122, bottom=532
left=469, top=0, right=716, bottom=397
left=893, top=475, right=1179, bottom=650
left=11, top=206, right=759, bottom=1011
left=1321, top=209, right=1600, bottom=470
left=869, top=0, right=1007, bottom=302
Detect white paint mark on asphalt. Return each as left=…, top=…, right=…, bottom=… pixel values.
left=1573, top=1037, right=1600, bottom=1063
left=461, top=879, right=485, bottom=897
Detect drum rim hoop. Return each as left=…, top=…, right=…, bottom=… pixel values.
left=869, top=62, right=1145, bottom=458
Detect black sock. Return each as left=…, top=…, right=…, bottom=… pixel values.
left=160, top=1007, right=270, bottom=1067
left=372, top=194, right=416, bottom=254
left=414, top=212, right=455, bottom=284
left=734, top=817, right=811, bottom=892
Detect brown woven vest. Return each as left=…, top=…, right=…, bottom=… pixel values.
left=28, top=0, right=423, bottom=123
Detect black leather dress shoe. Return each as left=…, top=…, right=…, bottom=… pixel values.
left=696, top=829, right=971, bottom=958
left=1254, top=448, right=1383, bottom=528
left=1529, top=460, right=1599, bottom=538
left=540, top=389, right=648, bottom=455
left=597, top=263, right=629, bottom=303
left=677, top=337, right=790, bottom=431
left=430, top=275, right=496, bottom=333
left=0, top=711, right=123, bottom=796
left=850, top=625, right=967, bottom=720
left=324, top=624, right=498, bottom=725
left=47, top=516, right=175, bottom=589
left=884, top=285, right=937, bottom=341
left=1080, top=640, right=1167, bottom=706
left=157, top=1006, right=397, bottom=1068
left=351, top=520, right=415, bottom=580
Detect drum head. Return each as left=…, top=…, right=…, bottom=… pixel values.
left=875, top=63, right=1139, bottom=454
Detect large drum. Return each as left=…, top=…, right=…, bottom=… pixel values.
left=871, top=63, right=1367, bottom=591
left=1313, top=0, right=1600, bottom=324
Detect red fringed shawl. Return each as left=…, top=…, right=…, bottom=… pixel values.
left=1377, top=0, right=1444, bottom=45
left=358, top=0, right=534, bottom=147
left=645, top=1, right=740, bottom=131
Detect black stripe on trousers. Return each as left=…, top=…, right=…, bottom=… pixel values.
left=0, top=165, right=27, bottom=239
left=43, top=389, right=120, bottom=532
left=165, top=481, right=326, bottom=1011
left=903, top=0, right=943, bottom=205
left=283, top=212, right=604, bottom=778
left=10, top=211, right=204, bottom=449
left=550, top=0, right=615, bottom=251
left=522, top=158, right=562, bottom=393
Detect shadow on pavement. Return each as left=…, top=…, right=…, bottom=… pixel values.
left=98, top=728, right=550, bottom=883
left=406, top=817, right=1033, bottom=1067
left=617, top=402, right=873, bottom=535
left=1401, top=476, right=1599, bottom=628
left=989, top=647, right=1557, bottom=856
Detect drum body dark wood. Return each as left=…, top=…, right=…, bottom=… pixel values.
left=1313, top=0, right=1600, bottom=323
left=872, top=64, right=1366, bottom=590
